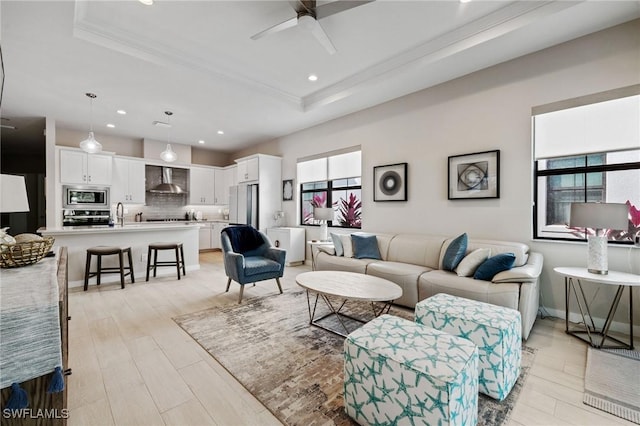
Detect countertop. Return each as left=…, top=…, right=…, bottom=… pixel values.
left=39, top=222, right=203, bottom=236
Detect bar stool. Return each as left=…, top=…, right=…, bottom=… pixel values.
left=146, top=242, right=186, bottom=281
left=84, top=246, right=135, bottom=291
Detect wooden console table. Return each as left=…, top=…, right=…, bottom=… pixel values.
left=0, top=247, right=69, bottom=425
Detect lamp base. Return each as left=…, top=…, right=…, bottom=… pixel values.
left=319, top=223, right=328, bottom=242
left=587, top=234, right=608, bottom=275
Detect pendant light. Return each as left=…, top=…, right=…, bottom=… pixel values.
left=79, top=93, right=103, bottom=154
left=160, top=111, right=177, bottom=163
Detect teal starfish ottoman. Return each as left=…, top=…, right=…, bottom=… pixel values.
left=344, top=314, right=478, bottom=426
left=415, top=293, right=521, bottom=401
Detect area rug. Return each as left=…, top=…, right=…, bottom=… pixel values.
left=583, top=347, right=640, bottom=424
left=174, top=289, right=536, bottom=426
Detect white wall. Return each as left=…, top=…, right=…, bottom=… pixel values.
left=233, top=19, right=640, bottom=328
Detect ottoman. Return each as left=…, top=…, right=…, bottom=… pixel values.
left=344, top=314, right=478, bottom=426
left=415, top=293, right=521, bottom=401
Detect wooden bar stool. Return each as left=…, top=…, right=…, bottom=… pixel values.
left=84, top=246, right=135, bottom=291
left=146, top=242, right=186, bottom=281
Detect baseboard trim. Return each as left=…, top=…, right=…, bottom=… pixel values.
left=541, top=306, right=640, bottom=339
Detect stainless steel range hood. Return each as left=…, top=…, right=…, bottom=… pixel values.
left=149, top=167, right=186, bottom=194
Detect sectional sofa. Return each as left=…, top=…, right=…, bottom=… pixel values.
left=314, top=232, right=543, bottom=340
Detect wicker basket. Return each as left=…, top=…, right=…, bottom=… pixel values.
left=0, top=237, right=55, bottom=268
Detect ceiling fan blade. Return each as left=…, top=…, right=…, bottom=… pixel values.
left=250, top=16, right=298, bottom=40
left=308, top=18, right=336, bottom=55
left=314, top=0, right=374, bottom=20
left=289, top=0, right=315, bottom=14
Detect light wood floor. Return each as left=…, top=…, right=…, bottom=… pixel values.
left=67, top=252, right=636, bottom=426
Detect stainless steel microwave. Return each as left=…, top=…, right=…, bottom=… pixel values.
left=63, top=185, right=110, bottom=209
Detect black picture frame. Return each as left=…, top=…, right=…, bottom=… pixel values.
left=282, top=179, right=294, bottom=201
left=373, top=162, right=408, bottom=202
left=448, top=150, right=500, bottom=200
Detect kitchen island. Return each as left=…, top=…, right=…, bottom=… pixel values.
left=39, top=223, right=201, bottom=288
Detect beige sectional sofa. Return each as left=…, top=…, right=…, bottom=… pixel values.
left=314, top=233, right=543, bottom=340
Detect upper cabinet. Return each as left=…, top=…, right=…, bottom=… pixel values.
left=236, top=156, right=259, bottom=183
left=59, top=149, right=112, bottom=185
left=112, top=158, right=146, bottom=204
left=214, top=168, right=228, bottom=205
left=189, top=166, right=216, bottom=205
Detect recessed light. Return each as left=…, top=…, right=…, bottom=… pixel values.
left=116, top=109, right=127, bottom=115
left=459, top=0, right=471, bottom=3
left=308, top=74, right=318, bottom=82
left=217, top=130, right=224, bottom=135
left=198, top=140, right=205, bottom=144
left=139, top=0, right=153, bottom=5
left=106, top=123, right=115, bottom=128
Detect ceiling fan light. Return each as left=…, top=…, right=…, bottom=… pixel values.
left=298, top=14, right=316, bottom=31
left=79, top=131, right=103, bottom=154
left=160, top=144, right=177, bottom=162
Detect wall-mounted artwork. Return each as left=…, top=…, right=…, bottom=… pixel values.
left=282, top=179, right=294, bottom=201
left=448, top=150, right=500, bottom=200
left=374, top=163, right=408, bottom=202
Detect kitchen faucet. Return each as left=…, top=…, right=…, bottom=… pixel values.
left=116, top=202, right=124, bottom=226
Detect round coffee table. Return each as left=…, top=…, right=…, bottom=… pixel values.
left=296, top=271, right=403, bottom=337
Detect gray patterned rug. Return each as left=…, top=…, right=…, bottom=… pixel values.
left=584, top=348, right=640, bottom=424
left=174, top=288, right=535, bottom=426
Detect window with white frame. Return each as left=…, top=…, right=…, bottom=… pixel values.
left=297, top=148, right=362, bottom=229
left=533, top=91, right=640, bottom=243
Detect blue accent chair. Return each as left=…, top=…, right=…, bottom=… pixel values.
left=221, top=225, right=286, bottom=303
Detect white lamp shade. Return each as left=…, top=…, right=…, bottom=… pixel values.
left=0, top=174, right=30, bottom=213
left=314, top=207, right=334, bottom=221
left=160, top=144, right=178, bottom=162
left=79, top=131, right=103, bottom=154
left=569, top=203, right=629, bottom=230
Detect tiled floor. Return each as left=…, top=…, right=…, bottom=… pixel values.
left=67, top=251, right=636, bottom=425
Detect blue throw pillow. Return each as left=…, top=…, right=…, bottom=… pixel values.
left=442, top=233, right=468, bottom=271
left=331, top=232, right=344, bottom=257
left=351, top=234, right=381, bottom=260
left=474, top=253, right=516, bottom=281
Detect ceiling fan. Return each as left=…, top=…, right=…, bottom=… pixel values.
left=250, top=0, right=374, bottom=55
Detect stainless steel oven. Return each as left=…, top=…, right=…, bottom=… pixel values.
left=62, top=209, right=111, bottom=227
left=63, top=185, right=110, bottom=209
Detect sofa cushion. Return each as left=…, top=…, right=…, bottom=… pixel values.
left=418, top=270, right=520, bottom=311
left=340, top=234, right=354, bottom=257
left=331, top=232, right=344, bottom=256
left=243, top=256, right=282, bottom=276
left=442, top=233, right=468, bottom=271
left=474, top=253, right=516, bottom=281
left=386, top=234, right=446, bottom=268
left=366, top=261, right=432, bottom=308
left=456, top=248, right=491, bottom=277
left=352, top=234, right=382, bottom=260
left=314, top=250, right=377, bottom=274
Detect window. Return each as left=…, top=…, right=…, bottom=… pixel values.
left=297, top=148, right=362, bottom=229
left=533, top=91, right=640, bottom=243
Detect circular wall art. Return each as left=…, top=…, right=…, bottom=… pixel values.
left=374, top=163, right=407, bottom=201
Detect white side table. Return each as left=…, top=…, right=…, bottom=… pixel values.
left=554, top=267, right=640, bottom=349
left=307, top=240, right=334, bottom=270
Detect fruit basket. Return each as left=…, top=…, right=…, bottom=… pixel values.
left=0, top=237, right=55, bottom=268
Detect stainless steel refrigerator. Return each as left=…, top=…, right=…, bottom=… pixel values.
left=228, top=184, right=259, bottom=228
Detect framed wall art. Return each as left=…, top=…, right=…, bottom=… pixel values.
left=374, top=162, right=408, bottom=202
left=282, top=179, right=294, bottom=201
left=448, top=150, right=500, bottom=200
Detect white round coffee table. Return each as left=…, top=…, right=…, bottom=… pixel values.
left=296, top=271, right=403, bottom=337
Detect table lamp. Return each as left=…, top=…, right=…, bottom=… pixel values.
left=569, top=202, right=629, bottom=275
left=0, top=174, right=30, bottom=213
left=314, top=207, right=334, bottom=242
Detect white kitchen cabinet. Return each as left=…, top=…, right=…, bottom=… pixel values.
left=112, top=157, right=146, bottom=203
left=226, top=165, right=237, bottom=188
left=214, top=168, right=227, bottom=205
left=236, top=156, right=259, bottom=183
left=210, top=222, right=226, bottom=249
left=60, top=149, right=112, bottom=185
left=199, top=225, right=213, bottom=250
left=266, top=227, right=305, bottom=266
left=189, top=166, right=216, bottom=205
